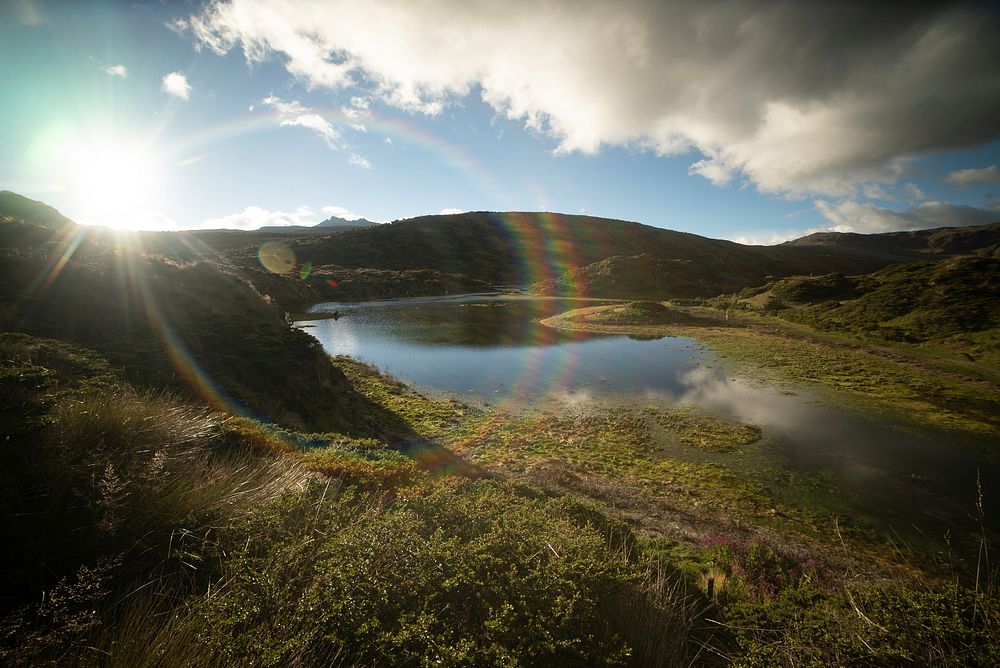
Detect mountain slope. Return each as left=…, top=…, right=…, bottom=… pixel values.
left=782, top=222, right=1000, bottom=258
left=281, top=210, right=1000, bottom=297
left=741, top=256, right=1000, bottom=346
left=0, top=195, right=356, bottom=431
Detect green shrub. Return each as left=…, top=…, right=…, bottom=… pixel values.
left=723, top=582, right=998, bottom=667
left=187, top=478, right=690, bottom=667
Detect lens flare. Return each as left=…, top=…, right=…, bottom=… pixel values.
left=258, top=241, right=296, bottom=274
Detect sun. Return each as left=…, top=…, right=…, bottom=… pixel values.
left=61, top=136, right=163, bottom=229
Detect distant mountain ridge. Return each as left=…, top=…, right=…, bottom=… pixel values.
left=782, top=223, right=1000, bottom=258
left=4, top=191, right=999, bottom=301
left=314, top=214, right=377, bottom=228
left=279, top=210, right=1000, bottom=298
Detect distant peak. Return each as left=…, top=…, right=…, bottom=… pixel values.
left=314, top=214, right=377, bottom=228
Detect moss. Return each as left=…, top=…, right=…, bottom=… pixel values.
left=645, top=405, right=761, bottom=452
left=443, top=403, right=805, bottom=531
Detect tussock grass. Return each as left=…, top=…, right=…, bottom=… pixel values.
left=4, top=334, right=997, bottom=666
left=44, top=387, right=313, bottom=529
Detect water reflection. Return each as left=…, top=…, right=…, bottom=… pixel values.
left=305, top=294, right=609, bottom=348
left=297, top=295, right=998, bottom=552
left=651, top=366, right=996, bottom=533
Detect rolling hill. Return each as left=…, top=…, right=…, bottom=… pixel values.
left=0, top=192, right=358, bottom=431
left=250, top=210, right=997, bottom=298
left=4, top=191, right=999, bottom=303
left=736, top=255, right=1000, bottom=347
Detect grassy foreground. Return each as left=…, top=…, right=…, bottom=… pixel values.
left=3, top=334, right=998, bottom=665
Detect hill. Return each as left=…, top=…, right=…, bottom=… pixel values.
left=734, top=256, right=1000, bottom=351
left=63, top=202, right=1000, bottom=304
left=531, top=219, right=1000, bottom=299
left=253, top=209, right=999, bottom=298
left=5, top=193, right=999, bottom=306
left=782, top=222, right=1000, bottom=258
left=0, top=193, right=361, bottom=431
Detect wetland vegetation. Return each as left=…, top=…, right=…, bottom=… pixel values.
left=2, top=192, right=998, bottom=665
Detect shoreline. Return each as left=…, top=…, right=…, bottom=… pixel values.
left=540, top=302, right=1000, bottom=439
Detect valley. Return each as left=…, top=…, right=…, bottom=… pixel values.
left=1, top=191, right=998, bottom=665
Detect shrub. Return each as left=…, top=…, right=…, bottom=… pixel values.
left=723, top=582, right=999, bottom=667
left=701, top=535, right=825, bottom=600
left=186, top=478, right=691, bottom=667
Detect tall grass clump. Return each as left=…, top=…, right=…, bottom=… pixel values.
left=41, top=385, right=311, bottom=545
left=0, top=385, right=313, bottom=665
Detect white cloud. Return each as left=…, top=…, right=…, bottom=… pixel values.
left=861, top=183, right=892, bottom=201
left=321, top=205, right=361, bottom=220
left=348, top=153, right=371, bottom=169
left=945, top=165, right=1000, bottom=188
left=815, top=200, right=999, bottom=234
left=438, top=207, right=465, bottom=215
left=342, top=96, right=370, bottom=122
left=103, top=64, right=127, bottom=78
left=904, top=183, right=927, bottom=201
left=259, top=95, right=341, bottom=148
left=179, top=1, right=1000, bottom=197
left=730, top=228, right=831, bottom=246
left=161, top=71, right=191, bottom=99
left=201, top=205, right=318, bottom=230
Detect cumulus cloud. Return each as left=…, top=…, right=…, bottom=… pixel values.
left=342, top=96, right=370, bottom=128
left=815, top=200, right=999, bottom=234
left=201, top=205, right=318, bottom=230
left=103, top=64, right=127, bottom=78
left=731, top=228, right=827, bottom=246
left=438, top=207, right=465, bottom=215
left=161, top=71, right=191, bottom=99
left=176, top=1, right=1000, bottom=197
left=321, top=205, right=362, bottom=220
left=946, top=165, right=1000, bottom=188
left=260, top=95, right=341, bottom=148
left=904, top=183, right=927, bottom=201
left=348, top=153, right=371, bottom=169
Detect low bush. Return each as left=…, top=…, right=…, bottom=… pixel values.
left=184, top=479, right=698, bottom=667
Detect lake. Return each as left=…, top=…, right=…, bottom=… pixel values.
left=296, top=294, right=998, bottom=557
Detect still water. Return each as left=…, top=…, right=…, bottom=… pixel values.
left=297, top=294, right=998, bottom=554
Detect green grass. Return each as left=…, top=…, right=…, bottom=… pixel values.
left=5, top=196, right=999, bottom=665
left=3, top=334, right=998, bottom=666
left=541, top=303, right=1000, bottom=436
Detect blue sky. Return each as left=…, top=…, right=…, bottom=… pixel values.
left=2, top=1, right=999, bottom=243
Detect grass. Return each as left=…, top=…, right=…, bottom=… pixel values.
left=5, top=195, right=999, bottom=665
left=2, top=338, right=715, bottom=666
left=3, top=335, right=998, bottom=666
left=541, top=303, right=1000, bottom=436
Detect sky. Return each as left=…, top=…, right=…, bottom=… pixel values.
left=2, top=0, right=1000, bottom=244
